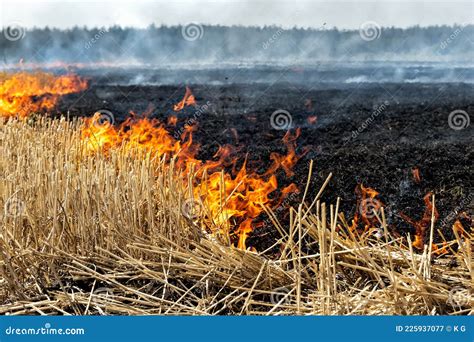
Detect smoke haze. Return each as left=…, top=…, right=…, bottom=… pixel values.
left=1, top=25, right=473, bottom=67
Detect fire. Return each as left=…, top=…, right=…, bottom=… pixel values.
left=173, top=86, right=196, bottom=111
left=400, top=192, right=439, bottom=250
left=452, top=219, right=470, bottom=239
left=81, top=114, right=120, bottom=153
left=194, top=161, right=279, bottom=249
left=0, top=71, right=87, bottom=118
left=431, top=241, right=448, bottom=256
left=265, top=129, right=307, bottom=178
left=350, top=184, right=384, bottom=232
left=81, top=113, right=197, bottom=164
left=432, top=214, right=471, bottom=255
left=167, top=115, right=178, bottom=126
left=81, top=111, right=301, bottom=249
left=307, top=115, right=318, bottom=125
left=412, top=167, right=421, bottom=183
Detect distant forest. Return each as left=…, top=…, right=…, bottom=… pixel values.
left=1, top=25, right=472, bottom=65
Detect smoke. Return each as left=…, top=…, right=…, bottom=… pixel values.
left=1, top=25, right=473, bottom=68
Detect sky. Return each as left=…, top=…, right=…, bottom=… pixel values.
left=1, top=0, right=473, bottom=29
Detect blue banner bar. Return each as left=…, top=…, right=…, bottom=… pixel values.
left=0, top=316, right=472, bottom=342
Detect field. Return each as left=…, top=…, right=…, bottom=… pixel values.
left=0, top=68, right=473, bottom=315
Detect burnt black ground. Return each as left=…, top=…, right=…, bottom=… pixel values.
left=57, top=75, right=473, bottom=251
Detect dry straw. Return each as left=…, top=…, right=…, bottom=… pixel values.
left=0, top=118, right=472, bottom=315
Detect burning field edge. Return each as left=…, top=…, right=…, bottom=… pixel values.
left=0, top=117, right=472, bottom=315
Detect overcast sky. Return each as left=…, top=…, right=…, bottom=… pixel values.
left=1, top=0, right=473, bottom=29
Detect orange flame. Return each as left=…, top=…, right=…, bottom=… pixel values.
left=350, top=184, right=384, bottom=233
left=400, top=192, right=438, bottom=250
left=81, top=112, right=301, bottom=249
left=412, top=167, right=421, bottom=183
left=82, top=113, right=197, bottom=164
left=452, top=219, right=470, bottom=238
left=431, top=241, right=448, bottom=256
left=0, top=71, right=87, bottom=118
left=173, top=86, right=196, bottom=112
left=167, top=115, right=178, bottom=126
left=265, top=129, right=307, bottom=178
left=307, top=115, right=318, bottom=125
